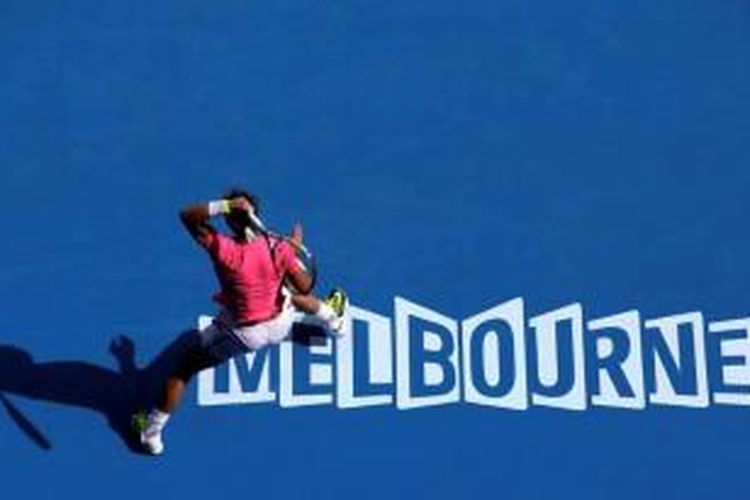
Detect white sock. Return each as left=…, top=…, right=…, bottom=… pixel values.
left=315, top=302, right=337, bottom=323
left=146, top=409, right=170, bottom=434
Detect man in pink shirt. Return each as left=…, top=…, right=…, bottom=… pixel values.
left=137, top=189, right=348, bottom=455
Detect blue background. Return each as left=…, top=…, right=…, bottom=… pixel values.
left=1, top=1, right=749, bottom=498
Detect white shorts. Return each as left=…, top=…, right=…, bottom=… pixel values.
left=197, top=300, right=295, bottom=363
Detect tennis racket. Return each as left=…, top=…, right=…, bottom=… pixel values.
left=245, top=211, right=318, bottom=294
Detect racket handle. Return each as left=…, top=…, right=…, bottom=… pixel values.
left=247, top=210, right=267, bottom=234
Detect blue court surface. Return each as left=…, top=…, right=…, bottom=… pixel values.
left=2, top=1, right=749, bottom=499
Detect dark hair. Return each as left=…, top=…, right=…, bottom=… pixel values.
left=224, top=187, right=260, bottom=215
left=222, top=187, right=261, bottom=239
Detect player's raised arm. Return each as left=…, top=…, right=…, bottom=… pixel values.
left=179, top=202, right=216, bottom=247
left=179, top=197, right=251, bottom=247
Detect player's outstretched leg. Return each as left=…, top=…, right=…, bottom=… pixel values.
left=134, top=342, right=215, bottom=455
left=291, top=288, right=349, bottom=335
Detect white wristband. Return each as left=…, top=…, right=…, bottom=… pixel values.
left=208, top=200, right=231, bottom=216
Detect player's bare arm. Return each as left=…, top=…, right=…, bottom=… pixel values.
left=286, top=222, right=314, bottom=294
left=179, top=197, right=252, bottom=245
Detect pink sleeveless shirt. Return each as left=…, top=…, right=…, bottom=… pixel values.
left=198, top=231, right=299, bottom=323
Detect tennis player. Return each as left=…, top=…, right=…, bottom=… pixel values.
left=137, top=188, right=348, bottom=455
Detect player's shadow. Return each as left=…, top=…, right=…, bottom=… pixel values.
left=0, top=331, right=197, bottom=453
left=0, top=324, right=327, bottom=453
